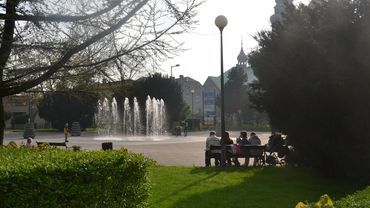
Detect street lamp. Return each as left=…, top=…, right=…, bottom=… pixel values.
left=191, top=89, right=195, bottom=130
left=215, top=15, right=227, bottom=167
left=170, top=64, right=180, bottom=78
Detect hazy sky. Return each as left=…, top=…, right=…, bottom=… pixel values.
left=161, top=0, right=310, bottom=84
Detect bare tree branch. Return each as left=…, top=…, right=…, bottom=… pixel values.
left=0, top=0, right=150, bottom=97
left=0, top=0, right=122, bottom=22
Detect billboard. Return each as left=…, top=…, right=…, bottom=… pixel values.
left=203, top=91, right=216, bottom=126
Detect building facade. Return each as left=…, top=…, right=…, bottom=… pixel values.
left=202, top=43, right=257, bottom=129
left=3, top=94, right=48, bottom=129
left=176, top=75, right=203, bottom=118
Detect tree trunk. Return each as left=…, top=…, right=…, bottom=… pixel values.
left=0, top=98, right=5, bottom=145
left=0, top=0, right=18, bottom=145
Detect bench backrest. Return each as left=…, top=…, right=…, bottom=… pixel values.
left=210, top=145, right=233, bottom=151
left=240, top=145, right=266, bottom=151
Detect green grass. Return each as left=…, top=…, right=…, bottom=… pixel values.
left=84, top=128, right=98, bottom=132
left=148, top=166, right=359, bottom=208
left=6, top=128, right=59, bottom=132
left=336, top=186, right=370, bottom=208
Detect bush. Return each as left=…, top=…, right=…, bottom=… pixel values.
left=336, top=186, right=370, bottom=208
left=0, top=147, right=153, bottom=208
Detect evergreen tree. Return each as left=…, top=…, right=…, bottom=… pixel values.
left=249, top=0, right=370, bottom=180
left=133, top=74, right=187, bottom=129
left=224, top=66, right=248, bottom=115
left=38, top=90, right=98, bottom=130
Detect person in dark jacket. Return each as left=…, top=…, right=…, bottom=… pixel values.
left=220, top=132, right=240, bottom=166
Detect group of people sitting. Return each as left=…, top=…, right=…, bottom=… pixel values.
left=205, top=131, right=262, bottom=167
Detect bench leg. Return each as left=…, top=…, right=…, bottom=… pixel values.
left=214, top=158, right=220, bottom=166
left=244, top=157, right=250, bottom=166
left=205, top=151, right=211, bottom=167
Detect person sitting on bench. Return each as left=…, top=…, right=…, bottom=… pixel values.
left=220, top=132, right=240, bottom=166
left=205, top=131, right=221, bottom=167
left=237, top=131, right=250, bottom=166
left=247, top=132, right=262, bottom=166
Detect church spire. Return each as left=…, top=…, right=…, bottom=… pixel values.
left=237, top=38, right=247, bottom=65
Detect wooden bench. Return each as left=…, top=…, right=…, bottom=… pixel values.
left=209, top=145, right=266, bottom=166
left=36, top=142, right=68, bottom=149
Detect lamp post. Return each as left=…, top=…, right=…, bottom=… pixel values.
left=215, top=15, right=227, bottom=167
left=170, top=64, right=180, bottom=78
left=191, top=89, right=195, bottom=130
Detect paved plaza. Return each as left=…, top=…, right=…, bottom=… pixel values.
left=4, top=131, right=271, bottom=167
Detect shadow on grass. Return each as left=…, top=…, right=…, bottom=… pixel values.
left=153, top=171, right=221, bottom=204
left=162, top=166, right=358, bottom=208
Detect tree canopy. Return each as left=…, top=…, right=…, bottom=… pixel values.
left=219, top=66, right=267, bottom=129
left=0, top=0, right=200, bottom=144
left=249, top=0, right=370, bottom=180
left=38, top=90, right=98, bottom=130
left=224, top=66, right=248, bottom=115
left=132, top=73, right=187, bottom=128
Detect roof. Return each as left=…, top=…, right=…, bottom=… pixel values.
left=237, top=47, right=248, bottom=63
left=203, top=66, right=257, bottom=90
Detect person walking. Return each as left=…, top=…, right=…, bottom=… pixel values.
left=64, top=123, right=69, bottom=142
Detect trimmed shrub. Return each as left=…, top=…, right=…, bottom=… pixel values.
left=0, top=147, right=153, bottom=208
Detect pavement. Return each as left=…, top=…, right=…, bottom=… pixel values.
left=4, top=130, right=271, bottom=167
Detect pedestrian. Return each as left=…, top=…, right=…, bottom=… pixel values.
left=64, top=123, right=69, bottom=142
left=183, top=121, right=188, bottom=137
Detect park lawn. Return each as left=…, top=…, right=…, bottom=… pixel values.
left=5, top=128, right=59, bottom=132
left=148, top=166, right=358, bottom=208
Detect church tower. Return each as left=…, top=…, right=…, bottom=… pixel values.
left=237, top=40, right=248, bottom=67
left=234, top=40, right=257, bottom=84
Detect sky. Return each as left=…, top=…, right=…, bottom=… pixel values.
left=161, top=0, right=311, bottom=84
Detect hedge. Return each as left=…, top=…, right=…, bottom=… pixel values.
left=0, top=147, right=153, bottom=208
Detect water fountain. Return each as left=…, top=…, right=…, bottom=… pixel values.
left=146, top=96, right=166, bottom=135
left=95, top=98, right=112, bottom=135
left=133, top=97, right=141, bottom=135
left=95, top=96, right=167, bottom=136
left=123, top=97, right=132, bottom=135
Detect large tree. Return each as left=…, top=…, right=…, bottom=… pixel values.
left=133, top=73, right=187, bottom=129
left=221, top=66, right=267, bottom=129
left=224, top=66, right=248, bottom=115
left=249, top=0, right=370, bottom=179
left=0, top=0, right=200, bottom=144
left=38, top=90, right=98, bottom=130
left=223, top=66, right=249, bottom=128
